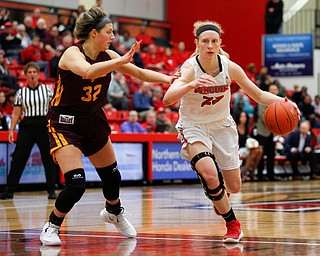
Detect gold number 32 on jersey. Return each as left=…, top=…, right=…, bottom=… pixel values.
left=81, top=84, right=102, bottom=102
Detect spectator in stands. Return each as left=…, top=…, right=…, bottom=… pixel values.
left=136, top=24, right=154, bottom=51
left=63, top=14, right=77, bottom=35
left=0, top=50, right=19, bottom=90
left=255, top=83, right=280, bottom=181
left=292, top=85, right=309, bottom=108
left=141, top=109, right=171, bottom=133
left=49, top=33, right=74, bottom=78
left=244, top=63, right=257, bottom=85
left=31, top=8, right=41, bottom=28
left=132, top=49, right=144, bottom=69
left=0, top=8, right=10, bottom=27
left=1, top=88, right=16, bottom=115
left=107, top=70, right=130, bottom=110
left=152, top=85, right=167, bottom=111
left=34, top=18, right=47, bottom=42
left=0, top=90, right=8, bottom=130
left=9, top=20, right=18, bottom=35
left=174, top=41, right=192, bottom=66
left=282, top=120, right=320, bottom=180
left=141, top=111, right=157, bottom=132
left=49, top=44, right=64, bottom=79
left=235, top=111, right=262, bottom=181
left=0, top=62, right=57, bottom=200
left=77, top=5, right=86, bottom=18
left=231, top=99, right=244, bottom=118
left=120, top=30, right=136, bottom=51
left=299, top=95, right=320, bottom=128
left=49, top=32, right=74, bottom=77
left=265, top=0, right=284, bottom=34
left=272, top=79, right=288, bottom=98
left=53, top=14, right=66, bottom=36
left=128, top=76, right=142, bottom=95
left=43, top=26, right=62, bottom=54
left=163, top=46, right=179, bottom=75
left=60, top=33, right=74, bottom=49
left=312, top=95, right=320, bottom=117
left=232, top=88, right=254, bottom=117
left=16, top=24, right=32, bottom=49
left=42, top=26, right=62, bottom=64
left=142, top=43, right=164, bottom=71
left=133, top=81, right=155, bottom=118
left=23, top=34, right=49, bottom=77
left=0, top=22, right=22, bottom=61
left=110, top=30, right=122, bottom=49
left=255, top=66, right=270, bottom=91
left=93, top=0, right=105, bottom=11
left=120, top=110, right=146, bottom=133
left=23, top=16, right=35, bottom=39
left=155, top=107, right=172, bottom=133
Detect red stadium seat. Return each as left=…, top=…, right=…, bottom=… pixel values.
left=118, top=110, right=129, bottom=121
left=104, top=110, right=120, bottom=122
left=109, top=122, right=120, bottom=133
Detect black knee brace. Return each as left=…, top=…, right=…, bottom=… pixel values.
left=96, top=161, right=121, bottom=201
left=55, top=168, right=86, bottom=213
left=191, top=152, right=225, bottom=201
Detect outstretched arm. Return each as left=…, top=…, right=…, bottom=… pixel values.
left=163, top=62, right=215, bottom=106
left=59, top=41, right=141, bottom=80
left=229, top=60, right=283, bottom=105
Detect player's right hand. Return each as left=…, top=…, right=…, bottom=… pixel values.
left=189, top=73, right=216, bottom=88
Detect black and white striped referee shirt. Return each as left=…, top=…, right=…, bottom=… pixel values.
left=15, top=84, right=54, bottom=117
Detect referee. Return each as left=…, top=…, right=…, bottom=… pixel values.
left=0, top=62, right=57, bottom=200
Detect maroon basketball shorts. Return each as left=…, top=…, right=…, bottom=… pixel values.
left=47, top=107, right=111, bottom=157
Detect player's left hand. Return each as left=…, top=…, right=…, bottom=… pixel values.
left=284, top=97, right=301, bottom=120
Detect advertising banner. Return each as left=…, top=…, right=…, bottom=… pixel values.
left=83, top=142, right=144, bottom=181
left=263, top=34, right=313, bottom=76
left=152, top=142, right=197, bottom=180
left=4, top=142, right=143, bottom=185
left=8, top=144, right=46, bottom=184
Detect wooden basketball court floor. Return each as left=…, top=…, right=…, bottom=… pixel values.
left=1, top=180, right=320, bottom=256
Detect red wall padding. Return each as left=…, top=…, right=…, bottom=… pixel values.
left=167, top=0, right=269, bottom=69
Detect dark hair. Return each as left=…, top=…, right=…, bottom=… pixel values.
left=73, top=7, right=110, bottom=40
left=234, top=111, right=250, bottom=134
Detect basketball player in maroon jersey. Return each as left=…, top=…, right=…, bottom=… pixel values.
left=40, top=7, right=179, bottom=246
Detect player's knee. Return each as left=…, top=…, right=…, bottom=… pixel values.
left=191, top=152, right=226, bottom=201
left=96, top=161, right=121, bottom=201
left=55, top=168, right=86, bottom=213
left=225, top=179, right=242, bottom=194
left=201, top=171, right=220, bottom=188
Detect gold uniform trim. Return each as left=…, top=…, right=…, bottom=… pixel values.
left=48, top=119, right=68, bottom=154
left=51, top=74, right=64, bottom=107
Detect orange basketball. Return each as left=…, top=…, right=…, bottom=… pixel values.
left=264, top=100, right=300, bottom=135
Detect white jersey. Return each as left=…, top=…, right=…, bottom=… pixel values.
left=179, top=54, right=231, bottom=124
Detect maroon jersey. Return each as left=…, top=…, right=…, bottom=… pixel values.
left=50, top=41, right=112, bottom=113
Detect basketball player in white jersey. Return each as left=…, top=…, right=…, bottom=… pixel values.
left=163, top=20, right=295, bottom=243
